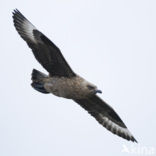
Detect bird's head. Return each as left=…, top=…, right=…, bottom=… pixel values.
left=78, top=76, right=102, bottom=97
left=86, top=84, right=102, bottom=95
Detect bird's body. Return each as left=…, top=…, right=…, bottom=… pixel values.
left=13, top=9, right=137, bottom=142
left=42, top=74, right=97, bottom=99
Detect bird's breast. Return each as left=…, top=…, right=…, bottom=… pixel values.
left=44, top=76, right=90, bottom=99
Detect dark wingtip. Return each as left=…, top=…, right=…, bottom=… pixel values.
left=133, top=137, right=138, bottom=143
left=12, top=9, right=19, bottom=16
left=12, top=9, right=24, bottom=20
left=129, top=135, right=138, bottom=143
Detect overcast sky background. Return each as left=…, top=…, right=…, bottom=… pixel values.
left=0, top=0, right=156, bottom=156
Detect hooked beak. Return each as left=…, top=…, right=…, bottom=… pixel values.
left=95, top=89, right=102, bottom=94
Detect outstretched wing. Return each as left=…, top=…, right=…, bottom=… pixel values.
left=74, top=95, right=137, bottom=142
left=12, top=9, right=76, bottom=77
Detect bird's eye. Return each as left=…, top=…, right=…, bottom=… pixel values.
left=87, top=85, right=95, bottom=90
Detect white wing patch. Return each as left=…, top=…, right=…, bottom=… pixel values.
left=99, top=114, right=135, bottom=141
left=13, top=10, right=37, bottom=43
left=22, top=19, right=37, bottom=43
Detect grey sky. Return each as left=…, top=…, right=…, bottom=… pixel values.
left=0, top=0, right=156, bottom=156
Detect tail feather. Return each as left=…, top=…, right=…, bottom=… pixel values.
left=31, top=69, right=49, bottom=94
left=31, top=69, right=47, bottom=81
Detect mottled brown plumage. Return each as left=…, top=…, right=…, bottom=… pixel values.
left=13, top=9, right=137, bottom=142
left=43, top=75, right=97, bottom=99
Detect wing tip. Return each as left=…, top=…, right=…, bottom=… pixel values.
left=12, top=8, right=18, bottom=14
left=12, top=9, right=22, bottom=19
left=12, top=9, right=24, bottom=26
left=120, top=130, right=138, bottom=143
left=119, top=128, right=138, bottom=143
left=131, top=136, right=138, bottom=143
left=12, top=9, right=37, bottom=43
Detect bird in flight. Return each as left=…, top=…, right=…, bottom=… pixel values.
left=12, top=9, right=137, bottom=142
